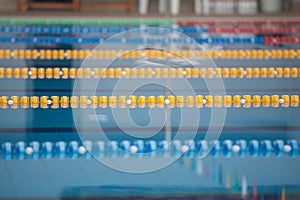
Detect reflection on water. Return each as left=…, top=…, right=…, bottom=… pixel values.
left=51, top=155, right=300, bottom=200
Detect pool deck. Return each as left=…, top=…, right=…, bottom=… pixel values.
left=0, top=4, right=299, bottom=20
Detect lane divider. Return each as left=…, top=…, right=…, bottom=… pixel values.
left=207, top=27, right=300, bottom=34
left=264, top=36, right=300, bottom=45
left=1, top=49, right=300, bottom=60
left=0, top=19, right=174, bottom=26
left=2, top=36, right=300, bottom=46
left=0, top=95, right=299, bottom=109
left=1, top=18, right=299, bottom=27
left=0, top=67, right=299, bottom=79
left=177, top=20, right=300, bottom=26
left=0, top=26, right=299, bottom=35
left=0, top=36, right=264, bottom=45
left=1, top=24, right=300, bottom=35
left=0, top=26, right=208, bottom=35
left=1, top=139, right=298, bottom=159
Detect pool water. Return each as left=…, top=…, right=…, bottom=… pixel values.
left=0, top=18, right=300, bottom=199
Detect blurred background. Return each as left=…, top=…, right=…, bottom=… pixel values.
left=0, top=0, right=299, bottom=16
left=0, top=0, right=300, bottom=200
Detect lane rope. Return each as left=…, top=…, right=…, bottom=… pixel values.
left=1, top=49, right=300, bottom=60
left=1, top=67, right=300, bottom=79
left=1, top=139, right=298, bottom=159
left=0, top=95, right=299, bottom=109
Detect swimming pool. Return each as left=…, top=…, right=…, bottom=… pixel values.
left=0, top=18, right=300, bottom=199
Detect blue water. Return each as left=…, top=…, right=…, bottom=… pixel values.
left=0, top=23, right=300, bottom=199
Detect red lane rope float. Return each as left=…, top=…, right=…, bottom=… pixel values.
left=177, top=20, right=300, bottom=26
left=264, top=36, right=300, bottom=45
left=207, top=27, right=300, bottom=34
